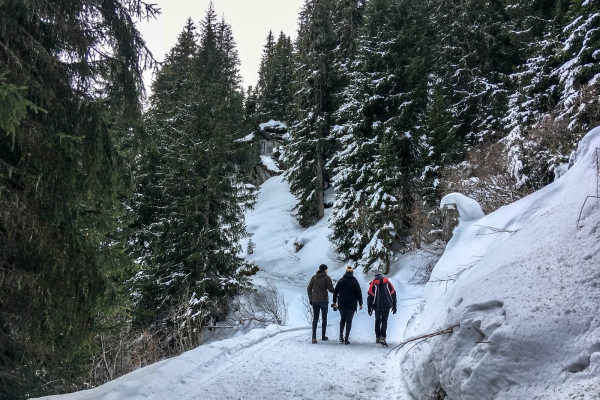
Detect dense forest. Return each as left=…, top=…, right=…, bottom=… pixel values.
left=1, top=0, right=598, bottom=398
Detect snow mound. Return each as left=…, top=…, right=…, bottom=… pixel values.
left=440, top=192, right=485, bottom=222
left=401, top=126, right=600, bottom=399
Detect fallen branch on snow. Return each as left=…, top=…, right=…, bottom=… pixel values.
left=387, top=324, right=460, bottom=357
left=475, top=225, right=519, bottom=235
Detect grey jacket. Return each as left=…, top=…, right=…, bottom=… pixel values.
left=307, top=271, right=334, bottom=303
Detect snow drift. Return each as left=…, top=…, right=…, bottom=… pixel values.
left=401, top=127, right=600, bottom=399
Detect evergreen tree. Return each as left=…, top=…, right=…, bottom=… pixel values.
left=329, top=0, right=432, bottom=273
left=284, top=0, right=362, bottom=227
left=428, top=0, right=514, bottom=143
left=0, top=0, right=155, bottom=396
left=133, top=6, right=255, bottom=338
left=554, top=0, right=600, bottom=130
left=255, top=31, right=294, bottom=123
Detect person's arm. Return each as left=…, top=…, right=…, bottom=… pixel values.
left=307, top=277, right=314, bottom=304
left=356, top=280, right=363, bottom=308
left=367, top=281, right=374, bottom=315
left=327, top=275, right=334, bottom=293
left=333, top=281, right=340, bottom=304
left=389, top=281, right=397, bottom=314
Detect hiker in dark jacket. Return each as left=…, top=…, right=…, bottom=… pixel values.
left=307, top=264, right=335, bottom=343
left=367, top=270, right=397, bottom=344
left=332, top=266, right=363, bottom=345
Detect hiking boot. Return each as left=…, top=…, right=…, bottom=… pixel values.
left=312, top=338, right=317, bottom=344
left=376, top=336, right=381, bottom=343
left=322, top=336, right=329, bottom=341
left=344, top=336, right=350, bottom=345
left=339, top=336, right=344, bottom=343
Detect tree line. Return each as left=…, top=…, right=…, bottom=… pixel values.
left=1, top=0, right=598, bottom=397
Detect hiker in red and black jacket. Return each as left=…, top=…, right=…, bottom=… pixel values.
left=367, top=270, right=397, bottom=344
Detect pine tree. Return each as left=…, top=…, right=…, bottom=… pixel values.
left=329, top=0, right=432, bottom=273
left=284, top=0, right=361, bottom=227
left=132, top=6, right=256, bottom=338
left=0, top=0, right=155, bottom=396
left=255, top=31, right=294, bottom=124
left=283, top=0, right=336, bottom=226
left=554, top=0, right=600, bottom=130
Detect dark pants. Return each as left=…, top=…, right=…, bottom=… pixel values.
left=312, top=302, right=328, bottom=339
left=375, top=308, right=390, bottom=338
left=339, top=308, right=355, bottom=338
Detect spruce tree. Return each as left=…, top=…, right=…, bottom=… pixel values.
left=255, top=31, right=294, bottom=124
left=329, top=0, right=432, bottom=273
left=0, top=0, right=155, bottom=396
left=284, top=0, right=361, bottom=227
left=554, top=0, right=600, bottom=129
left=133, top=6, right=255, bottom=338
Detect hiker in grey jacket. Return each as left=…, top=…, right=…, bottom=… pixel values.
left=307, top=264, right=334, bottom=343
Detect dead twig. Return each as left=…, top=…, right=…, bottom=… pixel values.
left=475, top=225, right=519, bottom=236
left=284, top=248, right=300, bottom=262
left=576, top=195, right=600, bottom=227
left=387, top=324, right=459, bottom=357
left=473, top=326, right=491, bottom=344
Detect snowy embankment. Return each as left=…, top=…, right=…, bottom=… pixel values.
left=401, top=127, right=600, bottom=399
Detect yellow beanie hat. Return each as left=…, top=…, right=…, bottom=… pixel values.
left=346, top=265, right=354, bottom=273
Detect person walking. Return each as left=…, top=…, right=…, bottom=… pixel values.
left=332, top=266, right=363, bottom=345
left=307, top=264, right=335, bottom=343
left=367, top=270, right=397, bottom=345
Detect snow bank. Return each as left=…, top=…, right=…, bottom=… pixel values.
left=440, top=193, right=485, bottom=222
left=39, top=325, right=306, bottom=400
left=401, top=126, right=600, bottom=399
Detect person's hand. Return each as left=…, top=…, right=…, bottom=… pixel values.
left=359, top=305, right=363, bottom=310
left=392, top=306, right=397, bottom=314
left=368, top=308, right=372, bottom=316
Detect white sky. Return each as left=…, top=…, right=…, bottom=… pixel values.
left=137, top=0, right=305, bottom=91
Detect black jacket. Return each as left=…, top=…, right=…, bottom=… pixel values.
left=333, top=272, right=363, bottom=310
left=367, top=277, right=397, bottom=311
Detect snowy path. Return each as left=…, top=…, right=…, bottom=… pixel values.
left=181, top=327, right=407, bottom=400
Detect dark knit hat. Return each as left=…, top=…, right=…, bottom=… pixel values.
left=319, top=264, right=328, bottom=271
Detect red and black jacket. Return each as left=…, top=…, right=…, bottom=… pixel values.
left=367, top=277, right=397, bottom=311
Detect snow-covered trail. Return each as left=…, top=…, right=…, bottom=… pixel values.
left=182, top=326, right=405, bottom=400
left=46, top=321, right=411, bottom=400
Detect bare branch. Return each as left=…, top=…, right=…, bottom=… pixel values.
left=387, top=324, right=460, bottom=357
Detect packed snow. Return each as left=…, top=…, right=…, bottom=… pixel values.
left=40, top=127, right=600, bottom=399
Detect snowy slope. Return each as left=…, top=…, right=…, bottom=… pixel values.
left=401, top=127, right=600, bottom=399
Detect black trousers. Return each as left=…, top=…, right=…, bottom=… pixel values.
left=375, top=308, right=390, bottom=338
left=339, top=308, right=355, bottom=338
left=312, top=302, right=328, bottom=339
